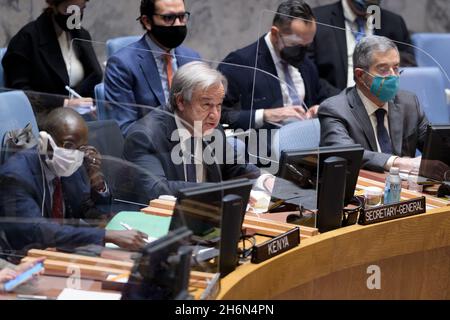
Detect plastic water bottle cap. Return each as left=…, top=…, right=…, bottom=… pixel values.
left=390, top=167, right=400, bottom=175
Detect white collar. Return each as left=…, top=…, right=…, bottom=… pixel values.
left=356, top=87, right=389, bottom=117
left=342, top=0, right=358, bottom=23
left=264, top=32, right=283, bottom=67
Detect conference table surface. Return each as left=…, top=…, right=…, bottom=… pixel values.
left=1, top=171, right=449, bottom=300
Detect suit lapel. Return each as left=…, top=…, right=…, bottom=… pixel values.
left=37, top=14, right=69, bottom=86
left=164, top=113, right=186, bottom=180
left=257, top=38, right=283, bottom=107
left=348, top=88, right=378, bottom=151
left=388, top=101, right=404, bottom=155
left=138, top=38, right=166, bottom=107
left=331, top=2, right=348, bottom=77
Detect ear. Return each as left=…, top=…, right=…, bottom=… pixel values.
left=141, top=15, right=152, bottom=31
left=270, top=26, right=279, bottom=38
left=354, top=68, right=366, bottom=83
left=176, top=94, right=186, bottom=112
left=38, top=131, right=49, bottom=154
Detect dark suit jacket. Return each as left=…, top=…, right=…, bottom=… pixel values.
left=318, top=87, right=429, bottom=172
left=123, top=107, right=260, bottom=199
left=218, top=36, right=339, bottom=131
left=104, top=36, right=201, bottom=136
left=311, top=1, right=417, bottom=90
left=2, top=12, right=102, bottom=117
left=0, top=148, right=109, bottom=251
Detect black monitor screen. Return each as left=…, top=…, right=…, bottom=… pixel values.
left=278, top=145, right=364, bottom=208
left=169, top=179, right=253, bottom=239
left=420, top=124, right=450, bottom=181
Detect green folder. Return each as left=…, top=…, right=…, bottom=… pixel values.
left=106, top=211, right=171, bottom=239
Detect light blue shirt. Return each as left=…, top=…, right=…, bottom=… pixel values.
left=145, top=34, right=178, bottom=104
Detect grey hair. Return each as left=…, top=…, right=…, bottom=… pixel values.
left=353, top=35, right=399, bottom=71
left=169, top=61, right=228, bottom=111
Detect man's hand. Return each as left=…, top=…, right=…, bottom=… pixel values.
left=64, top=97, right=94, bottom=109
left=80, top=146, right=106, bottom=192
left=263, top=106, right=307, bottom=123
left=105, top=230, right=149, bottom=251
left=393, top=157, right=421, bottom=173
left=305, top=105, right=319, bottom=119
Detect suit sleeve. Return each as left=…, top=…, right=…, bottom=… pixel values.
left=318, top=100, right=391, bottom=172
left=414, top=94, right=430, bottom=152
left=397, top=16, right=417, bottom=67
left=104, top=55, right=139, bottom=135
left=0, top=178, right=105, bottom=252
left=218, top=53, right=257, bottom=131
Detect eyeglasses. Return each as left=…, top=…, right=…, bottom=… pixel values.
left=198, top=103, right=222, bottom=113
left=153, top=12, right=190, bottom=26
left=374, top=65, right=404, bottom=77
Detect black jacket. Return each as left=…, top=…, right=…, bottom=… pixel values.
left=2, top=12, right=102, bottom=119
left=310, top=1, right=417, bottom=90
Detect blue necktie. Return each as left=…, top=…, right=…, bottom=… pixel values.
left=375, top=109, right=393, bottom=154
left=281, top=61, right=302, bottom=106
left=354, top=17, right=366, bottom=43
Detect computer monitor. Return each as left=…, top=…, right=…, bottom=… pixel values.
left=169, top=179, right=253, bottom=277
left=420, top=124, right=450, bottom=181
left=278, top=144, right=365, bottom=209
left=121, top=226, right=193, bottom=300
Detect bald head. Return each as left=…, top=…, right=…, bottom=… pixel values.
left=42, top=108, right=88, bottom=149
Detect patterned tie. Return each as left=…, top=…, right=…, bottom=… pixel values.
left=52, top=178, right=64, bottom=220
left=354, top=17, right=366, bottom=43
left=280, top=61, right=302, bottom=106
left=375, top=108, right=393, bottom=154
left=164, top=54, right=174, bottom=89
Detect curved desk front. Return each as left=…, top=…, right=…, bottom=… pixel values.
left=219, top=206, right=450, bottom=300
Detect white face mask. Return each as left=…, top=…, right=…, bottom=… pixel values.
left=40, top=132, right=84, bottom=177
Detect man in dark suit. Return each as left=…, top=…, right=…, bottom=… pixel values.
left=311, top=0, right=416, bottom=91
left=124, top=62, right=266, bottom=199
left=0, top=108, right=147, bottom=252
left=104, top=0, right=201, bottom=135
left=218, top=1, right=338, bottom=162
left=319, top=35, right=427, bottom=173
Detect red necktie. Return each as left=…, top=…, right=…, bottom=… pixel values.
left=52, top=178, right=64, bottom=220
left=164, top=54, right=174, bottom=89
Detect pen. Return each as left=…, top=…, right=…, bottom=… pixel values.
left=65, top=85, right=82, bottom=99
left=17, top=295, right=55, bottom=300
left=120, top=222, right=150, bottom=243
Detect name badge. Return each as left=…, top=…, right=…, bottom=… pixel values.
left=251, top=227, right=300, bottom=264
left=359, top=197, right=426, bottom=225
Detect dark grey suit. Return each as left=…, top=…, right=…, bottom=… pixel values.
left=318, top=87, right=429, bottom=172
left=124, top=107, right=260, bottom=199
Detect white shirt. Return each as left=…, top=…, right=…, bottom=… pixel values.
left=254, top=33, right=306, bottom=128
left=58, top=31, right=84, bottom=88
left=342, top=0, right=373, bottom=88
left=357, top=88, right=397, bottom=169
left=174, top=114, right=206, bottom=183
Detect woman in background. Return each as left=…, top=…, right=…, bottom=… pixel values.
left=2, top=0, right=102, bottom=124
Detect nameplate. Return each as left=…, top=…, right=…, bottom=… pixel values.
left=359, top=197, right=426, bottom=226
left=251, top=227, right=300, bottom=264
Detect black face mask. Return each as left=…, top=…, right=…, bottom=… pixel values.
left=54, top=12, right=83, bottom=32
left=280, top=45, right=308, bottom=68
left=150, top=25, right=187, bottom=49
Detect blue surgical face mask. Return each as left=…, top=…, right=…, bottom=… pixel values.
left=363, top=71, right=399, bottom=102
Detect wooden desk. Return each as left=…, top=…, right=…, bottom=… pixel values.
left=218, top=185, right=450, bottom=300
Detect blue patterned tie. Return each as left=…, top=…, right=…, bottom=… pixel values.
left=375, top=109, right=393, bottom=154
left=281, top=61, right=302, bottom=106
left=354, top=17, right=366, bottom=42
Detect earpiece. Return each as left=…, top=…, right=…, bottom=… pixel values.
left=38, top=131, right=50, bottom=154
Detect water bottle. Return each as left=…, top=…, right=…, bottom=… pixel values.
left=384, top=167, right=402, bottom=204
